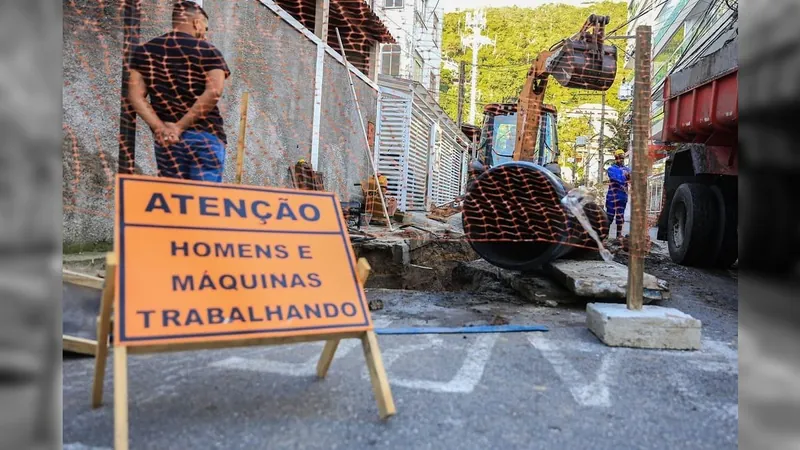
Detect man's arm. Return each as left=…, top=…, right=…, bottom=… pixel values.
left=607, top=166, right=628, bottom=184
left=128, top=69, right=170, bottom=145
left=173, top=69, right=226, bottom=133
left=128, top=70, right=163, bottom=132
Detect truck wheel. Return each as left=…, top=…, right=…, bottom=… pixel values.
left=712, top=184, right=738, bottom=269
left=667, top=183, right=719, bottom=267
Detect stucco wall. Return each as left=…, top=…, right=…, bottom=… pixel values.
left=62, top=0, right=378, bottom=249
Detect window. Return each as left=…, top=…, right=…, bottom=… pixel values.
left=415, top=0, right=426, bottom=16
left=384, top=0, right=403, bottom=8
left=381, top=44, right=401, bottom=76
left=429, top=74, right=437, bottom=92
left=432, top=13, right=439, bottom=40
left=414, top=0, right=427, bottom=26
left=413, top=53, right=423, bottom=82
left=652, top=24, right=684, bottom=86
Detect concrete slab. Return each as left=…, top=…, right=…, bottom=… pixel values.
left=586, top=303, right=702, bottom=350
left=545, top=259, right=670, bottom=303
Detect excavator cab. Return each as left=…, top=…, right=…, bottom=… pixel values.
left=477, top=103, right=559, bottom=168
left=546, top=14, right=617, bottom=91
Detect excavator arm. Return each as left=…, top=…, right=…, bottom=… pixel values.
left=513, top=14, right=617, bottom=163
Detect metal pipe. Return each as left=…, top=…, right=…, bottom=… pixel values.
left=462, top=161, right=609, bottom=271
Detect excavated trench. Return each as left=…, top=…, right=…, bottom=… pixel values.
left=351, top=233, right=584, bottom=305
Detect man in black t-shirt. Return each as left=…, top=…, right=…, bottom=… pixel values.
left=128, top=1, right=231, bottom=182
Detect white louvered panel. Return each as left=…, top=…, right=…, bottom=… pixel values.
left=430, top=130, right=464, bottom=206
left=407, top=107, right=432, bottom=211
left=375, top=92, right=410, bottom=202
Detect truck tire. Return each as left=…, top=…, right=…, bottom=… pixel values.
left=711, top=184, right=738, bottom=269
left=667, top=183, right=720, bottom=267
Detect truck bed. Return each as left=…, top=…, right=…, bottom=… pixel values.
left=662, top=39, right=738, bottom=146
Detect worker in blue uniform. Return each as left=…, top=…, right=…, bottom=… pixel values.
left=606, top=150, right=631, bottom=239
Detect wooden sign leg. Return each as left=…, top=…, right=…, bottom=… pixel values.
left=317, top=257, right=371, bottom=378
left=114, top=345, right=129, bottom=450
left=316, top=339, right=341, bottom=378
left=92, top=252, right=117, bottom=408
left=361, top=330, right=395, bottom=420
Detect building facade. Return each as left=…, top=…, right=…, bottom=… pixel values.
left=375, top=0, right=443, bottom=98
left=625, top=0, right=738, bottom=141
left=564, top=103, right=620, bottom=187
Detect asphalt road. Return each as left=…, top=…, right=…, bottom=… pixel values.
left=62, top=260, right=738, bottom=450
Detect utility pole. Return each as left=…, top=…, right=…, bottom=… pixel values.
left=597, top=91, right=606, bottom=185
left=583, top=149, right=590, bottom=186
left=457, top=61, right=466, bottom=128
left=626, top=25, right=652, bottom=311
left=461, top=10, right=493, bottom=125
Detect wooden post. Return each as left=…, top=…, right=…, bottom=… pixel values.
left=626, top=25, right=652, bottom=311
left=235, top=92, right=250, bottom=184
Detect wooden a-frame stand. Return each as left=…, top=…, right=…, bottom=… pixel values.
left=91, top=253, right=395, bottom=450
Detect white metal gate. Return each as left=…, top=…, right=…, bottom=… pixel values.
left=406, top=106, right=432, bottom=211
left=430, top=128, right=464, bottom=206
left=374, top=89, right=410, bottom=205
left=376, top=77, right=471, bottom=212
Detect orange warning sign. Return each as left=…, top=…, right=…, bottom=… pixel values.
left=113, top=175, right=372, bottom=347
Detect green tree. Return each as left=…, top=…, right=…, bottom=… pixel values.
left=602, top=111, right=632, bottom=155
left=440, top=1, right=633, bottom=151
left=558, top=116, right=594, bottom=183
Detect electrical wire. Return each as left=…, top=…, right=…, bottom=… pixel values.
left=607, top=0, right=670, bottom=36
left=425, top=0, right=441, bottom=22
left=655, top=9, right=736, bottom=92
left=658, top=0, right=720, bottom=72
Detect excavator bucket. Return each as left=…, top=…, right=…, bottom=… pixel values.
left=546, top=14, right=618, bottom=91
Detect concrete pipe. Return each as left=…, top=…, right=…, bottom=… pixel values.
left=462, top=161, right=610, bottom=271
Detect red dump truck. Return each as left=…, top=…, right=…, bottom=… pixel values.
left=655, top=38, right=739, bottom=269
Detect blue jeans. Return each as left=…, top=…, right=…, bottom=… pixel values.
left=154, top=130, right=226, bottom=182
left=606, top=191, right=627, bottom=228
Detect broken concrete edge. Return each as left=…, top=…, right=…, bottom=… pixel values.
left=452, top=260, right=563, bottom=305
left=586, top=303, right=702, bottom=350
left=544, top=260, right=670, bottom=304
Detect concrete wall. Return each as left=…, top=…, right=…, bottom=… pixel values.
left=62, top=0, right=378, bottom=249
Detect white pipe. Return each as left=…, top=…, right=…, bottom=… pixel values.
left=335, top=29, right=394, bottom=231
left=310, top=43, right=325, bottom=168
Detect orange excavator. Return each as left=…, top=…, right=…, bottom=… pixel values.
left=464, top=14, right=619, bottom=271
left=473, top=14, right=617, bottom=175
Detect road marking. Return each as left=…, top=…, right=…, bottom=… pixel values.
left=211, top=339, right=363, bottom=376
left=529, top=332, right=738, bottom=411
left=528, top=334, right=616, bottom=407
left=63, top=444, right=112, bottom=450
left=372, top=333, right=499, bottom=394
left=208, top=319, right=392, bottom=376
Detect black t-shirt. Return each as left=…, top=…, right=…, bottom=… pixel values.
left=130, top=31, right=231, bottom=144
